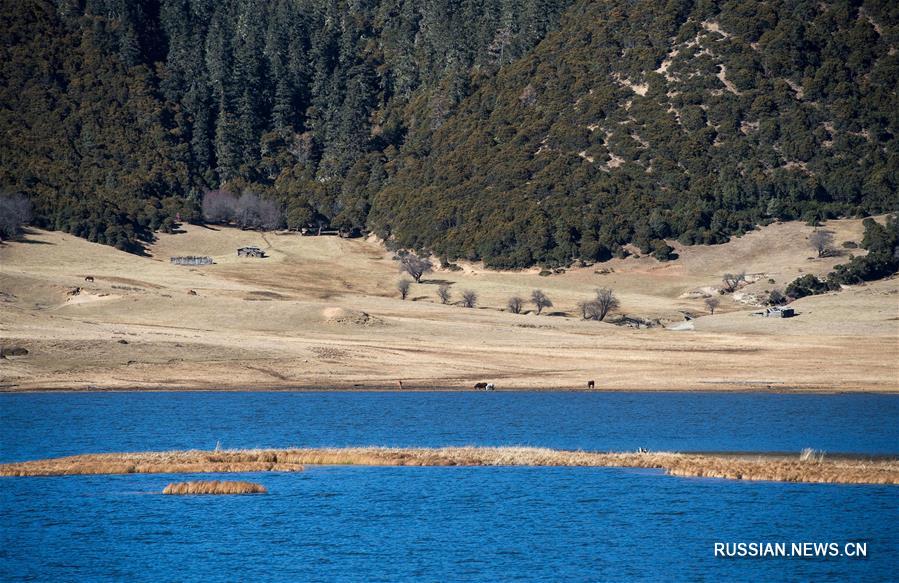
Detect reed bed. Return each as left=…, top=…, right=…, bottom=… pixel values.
left=162, top=480, right=267, bottom=495
left=1, top=447, right=896, bottom=485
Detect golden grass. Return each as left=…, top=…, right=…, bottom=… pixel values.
left=2, top=220, right=897, bottom=393
left=162, top=480, right=267, bottom=495
left=1, top=447, right=896, bottom=485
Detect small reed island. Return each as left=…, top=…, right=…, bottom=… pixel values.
left=163, top=480, right=267, bottom=495
left=1, top=447, right=896, bottom=485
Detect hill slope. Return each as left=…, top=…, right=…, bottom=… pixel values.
left=1, top=0, right=897, bottom=263
left=375, top=0, right=899, bottom=266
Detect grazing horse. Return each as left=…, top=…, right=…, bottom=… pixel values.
left=473, top=382, right=489, bottom=390
left=587, top=380, right=595, bottom=389
left=84, top=276, right=94, bottom=282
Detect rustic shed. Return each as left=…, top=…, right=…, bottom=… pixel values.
left=237, top=246, right=265, bottom=258
left=755, top=306, right=795, bottom=318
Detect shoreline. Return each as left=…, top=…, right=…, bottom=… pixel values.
left=2, top=383, right=896, bottom=394
left=2, top=447, right=897, bottom=485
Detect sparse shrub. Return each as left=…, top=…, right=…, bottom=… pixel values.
left=437, top=284, right=451, bottom=304
left=841, top=241, right=858, bottom=249
left=704, top=297, right=720, bottom=314
left=440, top=258, right=462, bottom=271
left=397, top=279, right=411, bottom=300
left=578, top=300, right=601, bottom=320
left=507, top=296, right=524, bottom=314
left=722, top=272, right=746, bottom=293
left=767, top=289, right=786, bottom=305
left=651, top=240, right=676, bottom=261
left=461, top=290, right=478, bottom=308
left=539, top=269, right=552, bottom=277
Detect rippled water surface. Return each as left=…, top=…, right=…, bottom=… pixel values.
left=1, top=391, right=897, bottom=581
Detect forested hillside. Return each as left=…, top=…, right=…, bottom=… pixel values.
left=2, top=0, right=897, bottom=263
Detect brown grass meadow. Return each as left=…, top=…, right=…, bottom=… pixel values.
left=1, top=217, right=896, bottom=393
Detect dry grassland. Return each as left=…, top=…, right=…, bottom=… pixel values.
left=0, top=217, right=896, bottom=391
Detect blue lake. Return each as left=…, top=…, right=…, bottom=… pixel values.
left=1, top=391, right=897, bottom=581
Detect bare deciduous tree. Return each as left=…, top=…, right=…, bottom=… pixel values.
left=809, top=230, right=835, bottom=258
left=202, top=189, right=237, bottom=224
left=507, top=296, right=524, bottom=314
left=704, top=297, right=720, bottom=314
left=531, top=289, right=552, bottom=314
left=203, top=190, right=283, bottom=230
left=397, top=279, right=411, bottom=300
left=399, top=254, right=433, bottom=283
left=461, top=290, right=478, bottom=308
left=0, top=192, right=32, bottom=240
left=593, top=288, right=619, bottom=321
left=722, top=272, right=746, bottom=292
left=234, top=192, right=283, bottom=230
left=437, top=284, right=451, bottom=304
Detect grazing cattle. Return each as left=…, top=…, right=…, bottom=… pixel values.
left=473, top=382, right=489, bottom=390
left=587, top=380, right=595, bottom=389
left=485, top=383, right=495, bottom=391
left=84, top=276, right=94, bottom=282
left=187, top=290, right=197, bottom=296
left=397, top=380, right=404, bottom=390
left=67, top=287, right=81, bottom=296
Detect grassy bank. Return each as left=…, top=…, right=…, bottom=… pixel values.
left=1, top=447, right=897, bottom=485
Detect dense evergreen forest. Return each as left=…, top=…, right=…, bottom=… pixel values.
left=1, top=0, right=897, bottom=263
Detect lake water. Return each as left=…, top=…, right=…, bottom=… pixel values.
left=1, top=392, right=897, bottom=581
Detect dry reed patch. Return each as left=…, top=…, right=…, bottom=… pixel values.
left=0, top=450, right=304, bottom=476
left=1, top=448, right=896, bottom=485
left=162, top=480, right=267, bottom=495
